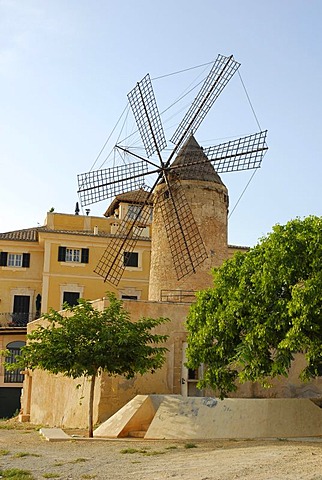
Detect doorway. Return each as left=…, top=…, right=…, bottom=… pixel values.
left=12, top=295, right=30, bottom=326
left=181, top=342, right=204, bottom=397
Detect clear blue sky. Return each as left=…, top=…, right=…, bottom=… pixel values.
left=1, top=0, right=321, bottom=246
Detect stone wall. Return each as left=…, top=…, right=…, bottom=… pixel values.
left=149, top=179, right=228, bottom=301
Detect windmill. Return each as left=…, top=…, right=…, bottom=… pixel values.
left=77, top=54, right=268, bottom=288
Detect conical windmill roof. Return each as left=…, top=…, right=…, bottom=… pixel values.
left=171, top=135, right=224, bottom=185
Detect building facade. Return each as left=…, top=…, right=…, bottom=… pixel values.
left=0, top=193, right=152, bottom=417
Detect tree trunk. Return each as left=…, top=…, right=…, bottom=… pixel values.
left=88, top=373, right=96, bottom=438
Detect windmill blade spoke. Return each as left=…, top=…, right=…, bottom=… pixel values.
left=128, top=73, right=167, bottom=158
left=77, top=161, right=149, bottom=207
left=204, top=130, right=268, bottom=173
left=170, top=54, right=240, bottom=151
left=94, top=187, right=152, bottom=285
left=156, top=176, right=207, bottom=280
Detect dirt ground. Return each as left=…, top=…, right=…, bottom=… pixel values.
left=1, top=421, right=322, bottom=480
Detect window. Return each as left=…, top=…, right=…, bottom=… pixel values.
left=63, top=291, right=80, bottom=307
left=123, top=251, right=138, bottom=267
left=8, top=253, right=22, bottom=267
left=58, top=247, right=89, bottom=263
left=66, top=248, right=80, bottom=262
left=127, top=204, right=144, bottom=221
left=0, top=252, right=30, bottom=268
left=4, top=341, right=26, bottom=383
left=121, top=295, right=138, bottom=300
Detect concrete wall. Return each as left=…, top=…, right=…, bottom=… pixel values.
left=22, top=299, right=190, bottom=427
left=21, top=297, right=322, bottom=429
left=23, top=369, right=101, bottom=428
left=145, top=396, right=322, bottom=439
left=94, top=395, right=322, bottom=440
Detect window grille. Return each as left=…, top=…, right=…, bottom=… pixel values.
left=4, top=344, right=25, bottom=383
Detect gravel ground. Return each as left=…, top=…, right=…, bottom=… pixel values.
left=1, top=421, right=322, bottom=479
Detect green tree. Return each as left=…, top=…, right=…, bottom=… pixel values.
left=186, top=216, right=322, bottom=398
left=8, top=293, right=169, bottom=437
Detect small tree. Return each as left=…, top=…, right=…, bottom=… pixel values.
left=9, top=293, right=169, bottom=437
left=186, top=216, right=322, bottom=398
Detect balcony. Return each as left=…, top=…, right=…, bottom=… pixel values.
left=0, top=312, right=38, bottom=328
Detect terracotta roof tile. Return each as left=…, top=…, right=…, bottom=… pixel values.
left=0, top=227, right=42, bottom=242
left=0, top=226, right=151, bottom=242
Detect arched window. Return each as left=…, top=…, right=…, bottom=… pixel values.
left=4, top=341, right=25, bottom=383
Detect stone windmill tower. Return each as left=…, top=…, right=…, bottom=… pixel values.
left=148, top=135, right=229, bottom=300
left=77, top=54, right=268, bottom=291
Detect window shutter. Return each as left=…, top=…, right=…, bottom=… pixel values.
left=0, top=252, right=7, bottom=266
left=22, top=253, right=30, bottom=268
left=58, top=246, right=66, bottom=262
left=81, top=248, right=89, bottom=264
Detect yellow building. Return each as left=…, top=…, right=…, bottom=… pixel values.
left=0, top=192, right=152, bottom=417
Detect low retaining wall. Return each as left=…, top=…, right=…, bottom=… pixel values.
left=94, top=395, right=322, bottom=439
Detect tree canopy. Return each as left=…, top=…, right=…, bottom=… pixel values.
left=9, top=293, right=169, bottom=436
left=186, top=216, right=322, bottom=398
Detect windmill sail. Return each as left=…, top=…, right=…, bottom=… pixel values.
left=169, top=131, right=269, bottom=176
left=155, top=173, right=208, bottom=280
left=94, top=188, right=152, bottom=285
left=127, top=74, right=167, bottom=159
left=170, top=54, right=240, bottom=151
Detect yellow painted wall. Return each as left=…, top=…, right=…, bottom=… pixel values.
left=0, top=240, right=43, bottom=322
left=0, top=211, right=151, bottom=317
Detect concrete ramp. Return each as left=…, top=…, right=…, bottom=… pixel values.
left=94, top=395, right=322, bottom=439
left=94, top=394, right=171, bottom=438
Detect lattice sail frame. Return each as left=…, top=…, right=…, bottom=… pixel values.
left=94, top=187, right=152, bottom=285
left=77, top=161, right=149, bottom=207
left=170, top=54, right=240, bottom=150
left=127, top=74, right=167, bottom=158
left=155, top=173, right=208, bottom=280
left=169, top=131, right=268, bottom=177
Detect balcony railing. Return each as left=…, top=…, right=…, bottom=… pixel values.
left=160, top=290, right=196, bottom=303
left=0, top=312, right=39, bottom=328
